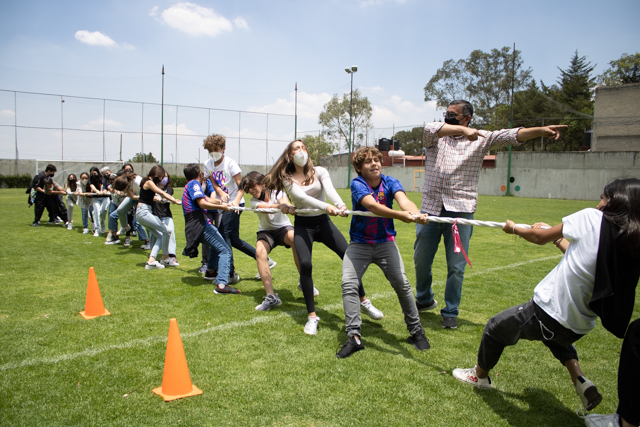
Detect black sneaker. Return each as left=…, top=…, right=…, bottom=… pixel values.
left=336, top=336, right=365, bottom=359
left=31, top=222, right=39, bottom=227
left=203, top=270, right=218, bottom=281
left=416, top=299, right=438, bottom=312
left=105, top=235, right=120, bottom=245
left=407, top=331, right=431, bottom=350
left=214, top=284, right=240, bottom=294
left=442, top=316, right=458, bottom=329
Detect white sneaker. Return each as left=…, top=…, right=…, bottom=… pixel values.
left=297, top=282, right=319, bottom=296
left=584, top=413, right=620, bottom=427
left=229, top=272, right=241, bottom=284
left=123, top=237, right=132, bottom=247
left=575, top=376, right=602, bottom=412
left=83, top=228, right=89, bottom=234
left=268, top=258, right=277, bottom=269
left=67, top=223, right=73, bottom=230
left=161, top=258, right=179, bottom=267
left=140, top=243, right=150, bottom=250
left=361, top=299, right=384, bottom=320
left=452, top=366, right=492, bottom=389
left=304, top=316, right=320, bottom=335
left=117, top=225, right=131, bottom=236
left=145, top=261, right=165, bottom=270
left=93, top=230, right=100, bottom=237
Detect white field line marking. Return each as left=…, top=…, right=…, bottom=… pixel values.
left=0, top=255, right=561, bottom=372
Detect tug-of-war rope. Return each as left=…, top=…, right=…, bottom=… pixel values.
left=229, top=206, right=548, bottom=268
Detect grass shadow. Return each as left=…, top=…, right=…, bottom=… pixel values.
left=419, top=311, right=483, bottom=331
left=476, top=387, right=581, bottom=426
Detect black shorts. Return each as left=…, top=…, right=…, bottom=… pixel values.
left=256, top=226, right=293, bottom=251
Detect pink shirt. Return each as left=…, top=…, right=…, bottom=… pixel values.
left=420, top=122, right=521, bottom=215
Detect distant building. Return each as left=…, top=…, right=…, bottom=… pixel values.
left=592, top=83, right=640, bottom=151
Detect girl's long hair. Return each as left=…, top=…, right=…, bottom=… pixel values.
left=265, top=140, right=315, bottom=192
left=67, top=174, right=77, bottom=192
left=601, top=178, right=640, bottom=258
left=89, top=166, right=102, bottom=190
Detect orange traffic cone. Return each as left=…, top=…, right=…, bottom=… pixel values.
left=152, top=318, right=203, bottom=401
left=79, top=267, right=111, bottom=319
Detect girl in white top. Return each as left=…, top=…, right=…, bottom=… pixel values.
left=88, top=166, right=110, bottom=237
left=65, top=174, right=79, bottom=230
left=77, top=172, right=93, bottom=234
left=266, top=140, right=383, bottom=335
left=452, top=178, right=640, bottom=423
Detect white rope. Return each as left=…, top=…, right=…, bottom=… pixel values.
left=229, top=206, right=541, bottom=230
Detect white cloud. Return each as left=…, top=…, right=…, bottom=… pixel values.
left=370, top=96, right=439, bottom=129
left=74, top=30, right=135, bottom=50
left=0, top=110, right=16, bottom=117
left=81, top=118, right=124, bottom=130
left=74, top=30, right=116, bottom=47
left=145, top=123, right=197, bottom=135
left=149, top=6, right=159, bottom=17
left=233, top=17, right=249, bottom=30
left=157, top=2, right=245, bottom=37
left=248, top=91, right=332, bottom=121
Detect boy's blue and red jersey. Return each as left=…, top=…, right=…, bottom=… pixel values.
left=182, top=179, right=214, bottom=226
left=349, top=174, right=404, bottom=244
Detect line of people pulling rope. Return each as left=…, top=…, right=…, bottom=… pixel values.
left=28, top=100, right=639, bottom=427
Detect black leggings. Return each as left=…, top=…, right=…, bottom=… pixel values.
left=618, top=318, right=640, bottom=425
left=294, top=214, right=365, bottom=313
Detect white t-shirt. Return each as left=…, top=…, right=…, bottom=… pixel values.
left=284, top=166, right=345, bottom=217
left=203, top=156, right=244, bottom=204
left=533, top=208, right=603, bottom=335
left=130, top=175, right=143, bottom=196
left=249, top=190, right=292, bottom=231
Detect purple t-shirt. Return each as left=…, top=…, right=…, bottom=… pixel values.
left=350, top=174, right=404, bottom=244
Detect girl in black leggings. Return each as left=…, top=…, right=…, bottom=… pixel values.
left=266, top=140, right=383, bottom=335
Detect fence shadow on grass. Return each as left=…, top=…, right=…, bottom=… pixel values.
left=477, top=387, right=581, bottom=426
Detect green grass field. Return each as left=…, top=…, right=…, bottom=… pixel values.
left=0, top=188, right=633, bottom=426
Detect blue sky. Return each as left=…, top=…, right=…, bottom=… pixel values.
left=0, top=0, right=638, bottom=165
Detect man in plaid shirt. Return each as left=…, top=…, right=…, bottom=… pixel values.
left=414, top=100, right=567, bottom=330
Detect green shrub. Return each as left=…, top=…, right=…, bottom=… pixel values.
left=0, top=174, right=32, bottom=188
left=172, top=176, right=187, bottom=188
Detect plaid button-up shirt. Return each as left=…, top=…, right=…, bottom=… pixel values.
left=420, top=122, right=522, bottom=215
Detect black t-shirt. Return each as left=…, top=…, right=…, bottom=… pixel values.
left=32, top=171, right=47, bottom=191
left=152, top=186, right=173, bottom=218
left=138, top=178, right=156, bottom=205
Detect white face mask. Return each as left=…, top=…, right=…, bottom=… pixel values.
left=293, top=151, right=308, bottom=167
left=210, top=151, right=223, bottom=162
left=81, top=179, right=88, bottom=185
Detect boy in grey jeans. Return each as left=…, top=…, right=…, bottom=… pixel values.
left=336, top=147, right=430, bottom=358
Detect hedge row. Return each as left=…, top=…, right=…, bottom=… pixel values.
left=0, top=174, right=32, bottom=188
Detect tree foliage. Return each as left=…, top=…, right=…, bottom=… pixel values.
left=318, top=89, right=373, bottom=152
left=128, top=152, right=158, bottom=163
left=393, top=127, right=425, bottom=156
left=598, top=52, right=640, bottom=86
left=424, top=46, right=532, bottom=125
left=300, top=134, right=337, bottom=165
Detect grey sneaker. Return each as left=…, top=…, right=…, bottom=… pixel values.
left=297, top=282, right=319, bottom=296
left=303, top=316, right=320, bottom=335
left=123, top=236, right=132, bottom=247
left=361, top=299, right=384, bottom=320
left=575, top=376, right=602, bottom=412
left=416, top=299, right=438, bottom=312
left=255, top=293, right=282, bottom=311
left=268, top=258, right=277, bottom=269
left=140, top=243, right=150, bottom=250
left=452, top=366, right=492, bottom=389
left=199, top=265, right=208, bottom=274
left=228, top=272, right=241, bottom=284
left=442, top=316, right=458, bottom=329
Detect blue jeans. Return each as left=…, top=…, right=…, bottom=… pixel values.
left=81, top=207, right=90, bottom=229
left=149, top=217, right=176, bottom=255
left=202, top=224, right=231, bottom=285
left=414, top=209, right=474, bottom=318
left=108, top=201, right=119, bottom=231
left=135, top=203, right=169, bottom=259
left=219, top=207, right=256, bottom=275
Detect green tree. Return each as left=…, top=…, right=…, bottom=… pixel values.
left=598, top=52, right=640, bottom=86
left=393, top=127, right=425, bottom=155
left=318, top=89, right=373, bottom=152
left=553, top=50, right=595, bottom=151
left=424, top=46, right=532, bottom=126
left=300, top=134, right=337, bottom=165
left=128, top=152, right=158, bottom=163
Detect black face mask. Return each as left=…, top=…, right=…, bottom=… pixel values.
left=152, top=177, right=161, bottom=185
left=444, top=116, right=460, bottom=125
left=69, top=178, right=77, bottom=183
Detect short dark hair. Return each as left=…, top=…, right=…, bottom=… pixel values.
left=449, top=100, right=473, bottom=117
left=240, top=171, right=265, bottom=193
left=45, top=164, right=57, bottom=173
left=184, top=163, right=201, bottom=181
left=43, top=177, right=53, bottom=186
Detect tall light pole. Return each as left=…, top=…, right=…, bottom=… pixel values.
left=345, top=65, right=357, bottom=185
